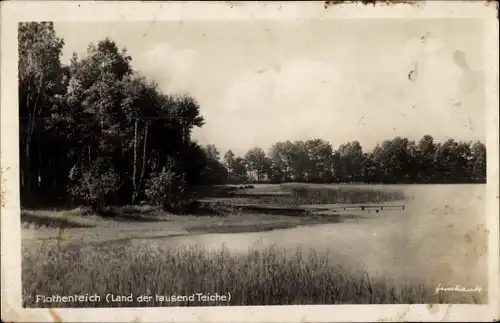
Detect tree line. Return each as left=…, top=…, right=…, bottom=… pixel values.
left=218, top=136, right=486, bottom=185
left=19, top=22, right=486, bottom=210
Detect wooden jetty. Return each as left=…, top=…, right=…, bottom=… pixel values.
left=326, top=204, right=405, bottom=211
left=224, top=203, right=405, bottom=216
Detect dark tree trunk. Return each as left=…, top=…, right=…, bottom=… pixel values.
left=132, top=118, right=138, bottom=204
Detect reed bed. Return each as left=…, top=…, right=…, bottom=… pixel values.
left=22, top=241, right=483, bottom=308
left=285, top=184, right=406, bottom=205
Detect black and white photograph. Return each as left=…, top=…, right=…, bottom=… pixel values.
left=1, top=1, right=499, bottom=322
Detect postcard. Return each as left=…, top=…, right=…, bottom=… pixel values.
left=1, top=1, right=499, bottom=322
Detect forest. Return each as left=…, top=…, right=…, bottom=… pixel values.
left=19, top=22, right=487, bottom=210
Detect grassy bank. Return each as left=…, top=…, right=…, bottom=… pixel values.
left=22, top=242, right=485, bottom=307
left=20, top=184, right=407, bottom=231
left=20, top=183, right=408, bottom=244
left=21, top=207, right=357, bottom=244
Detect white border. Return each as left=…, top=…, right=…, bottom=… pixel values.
left=1, top=1, right=499, bottom=322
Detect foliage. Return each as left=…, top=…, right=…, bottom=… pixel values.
left=198, top=145, right=229, bottom=185
left=68, top=158, right=121, bottom=209
left=144, top=166, right=187, bottom=210
left=18, top=23, right=218, bottom=208
left=18, top=22, right=66, bottom=205
left=244, top=147, right=271, bottom=182
left=223, top=150, right=248, bottom=183
left=256, top=136, right=486, bottom=184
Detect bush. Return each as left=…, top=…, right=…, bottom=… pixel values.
left=68, top=158, right=121, bottom=210
left=144, top=167, right=187, bottom=210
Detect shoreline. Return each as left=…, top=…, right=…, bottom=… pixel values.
left=21, top=210, right=358, bottom=245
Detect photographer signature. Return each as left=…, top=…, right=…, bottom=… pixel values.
left=434, top=284, right=483, bottom=295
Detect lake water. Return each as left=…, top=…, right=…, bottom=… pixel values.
left=133, top=184, right=488, bottom=286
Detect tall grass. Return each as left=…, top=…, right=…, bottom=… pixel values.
left=285, top=185, right=405, bottom=205
left=22, top=241, right=483, bottom=307
left=223, top=185, right=407, bottom=206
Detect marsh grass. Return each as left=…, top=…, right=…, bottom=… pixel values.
left=225, top=184, right=407, bottom=206
left=285, top=184, right=406, bottom=205
left=22, top=242, right=483, bottom=308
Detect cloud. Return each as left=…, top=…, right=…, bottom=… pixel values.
left=134, top=42, right=198, bottom=93
left=214, top=60, right=344, bottom=151
left=201, top=44, right=481, bottom=154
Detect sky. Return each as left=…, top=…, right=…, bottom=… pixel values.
left=55, top=19, right=485, bottom=156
